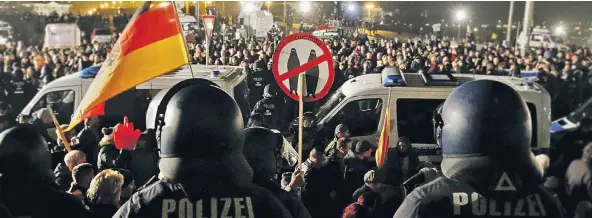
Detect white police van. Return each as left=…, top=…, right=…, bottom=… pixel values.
left=314, top=68, right=552, bottom=162
left=20, top=64, right=250, bottom=138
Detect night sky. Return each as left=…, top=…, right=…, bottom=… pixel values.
left=66, top=1, right=592, bottom=25
left=382, top=1, right=592, bottom=25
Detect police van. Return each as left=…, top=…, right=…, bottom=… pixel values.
left=314, top=68, right=551, bottom=162
left=19, top=64, right=249, bottom=138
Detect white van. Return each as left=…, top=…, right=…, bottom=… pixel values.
left=518, top=28, right=567, bottom=50
left=179, top=15, right=198, bottom=36
left=20, top=65, right=250, bottom=138
left=314, top=71, right=552, bottom=163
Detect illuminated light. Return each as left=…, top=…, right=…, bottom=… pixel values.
left=347, top=3, right=356, bottom=12
left=212, top=70, right=221, bottom=77
left=554, top=26, right=565, bottom=35
left=243, top=2, right=255, bottom=12
left=473, top=27, right=478, bottom=32
left=365, top=3, right=374, bottom=10
left=300, top=1, right=311, bottom=14
left=455, top=10, right=467, bottom=21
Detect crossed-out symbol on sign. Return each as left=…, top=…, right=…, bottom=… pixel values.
left=272, top=33, right=335, bottom=103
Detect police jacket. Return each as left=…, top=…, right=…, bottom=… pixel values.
left=113, top=156, right=293, bottom=218
left=393, top=157, right=565, bottom=218
left=252, top=96, right=286, bottom=131
left=0, top=173, right=95, bottom=218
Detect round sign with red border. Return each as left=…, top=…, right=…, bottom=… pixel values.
left=272, top=33, right=335, bottom=102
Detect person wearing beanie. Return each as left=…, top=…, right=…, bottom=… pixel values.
left=97, top=127, right=131, bottom=171
left=352, top=170, right=405, bottom=218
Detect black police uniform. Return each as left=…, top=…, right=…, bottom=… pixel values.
left=252, top=84, right=286, bottom=131
left=393, top=80, right=564, bottom=218
left=243, top=127, right=311, bottom=218
left=248, top=61, right=271, bottom=108
left=0, top=125, right=95, bottom=218
left=114, top=79, right=293, bottom=218
left=8, top=70, right=27, bottom=113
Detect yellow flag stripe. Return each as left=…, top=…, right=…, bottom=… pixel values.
left=67, top=34, right=187, bottom=131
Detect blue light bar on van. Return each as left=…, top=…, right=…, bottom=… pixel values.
left=520, top=71, right=538, bottom=80
left=382, top=66, right=406, bottom=87
left=211, top=70, right=221, bottom=77
left=79, top=65, right=101, bottom=78
left=384, top=75, right=406, bottom=87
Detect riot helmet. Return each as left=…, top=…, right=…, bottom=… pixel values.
left=145, top=78, right=250, bottom=182
left=0, top=125, right=52, bottom=177
left=434, top=79, right=542, bottom=194
left=243, top=127, right=284, bottom=182
left=145, top=78, right=244, bottom=158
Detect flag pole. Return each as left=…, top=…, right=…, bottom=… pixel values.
left=297, top=73, right=305, bottom=168
left=171, top=1, right=196, bottom=79
left=47, top=106, right=72, bottom=152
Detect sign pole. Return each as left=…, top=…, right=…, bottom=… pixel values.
left=206, top=37, right=210, bottom=65
left=47, top=106, right=72, bottom=152
left=297, top=73, right=305, bottom=168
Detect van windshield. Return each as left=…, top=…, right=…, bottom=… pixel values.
left=550, top=35, right=564, bottom=43
left=0, top=30, right=9, bottom=38
left=182, top=22, right=197, bottom=31
left=316, top=87, right=345, bottom=122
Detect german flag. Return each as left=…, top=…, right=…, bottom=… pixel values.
left=375, top=96, right=391, bottom=169
left=66, top=2, right=188, bottom=131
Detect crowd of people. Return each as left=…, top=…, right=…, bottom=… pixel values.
left=2, top=9, right=592, bottom=218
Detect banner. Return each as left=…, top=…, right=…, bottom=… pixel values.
left=44, top=24, right=81, bottom=49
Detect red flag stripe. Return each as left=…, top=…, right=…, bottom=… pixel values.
left=120, top=3, right=183, bottom=57
left=80, top=102, right=105, bottom=121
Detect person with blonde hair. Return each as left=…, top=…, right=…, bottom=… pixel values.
left=86, top=169, right=124, bottom=218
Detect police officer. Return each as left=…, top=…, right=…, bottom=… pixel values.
left=252, top=84, right=287, bottom=131
left=247, top=57, right=270, bottom=109
left=8, top=64, right=27, bottom=113
left=0, top=125, right=94, bottom=217
left=114, top=79, right=293, bottom=218
left=243, top=127, right=310, bottom=218
left=393, top=80, right=564, bottom=218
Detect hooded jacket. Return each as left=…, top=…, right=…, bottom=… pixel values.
left=53, top=162, right=72, bottom=191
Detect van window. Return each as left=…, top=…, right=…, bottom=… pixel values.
left=132, top=89, right=160, bottom=130
left=396, top=98, right=538, bottom=148
left=397, top=99, right=445, bottom=144
left=333, top=98, right=383, bottom=137
left=32, top=90, right=75, bottom=124
left=181, top=23, right=197, bottom=32
left=550, top=35, right=563, bottom=43
left=531, top=34, right=543, bottom=42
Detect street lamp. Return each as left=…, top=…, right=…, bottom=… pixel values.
left=455, top=10, right=467, bottom=21
left=347, top=3, right=356, bottom=13
left=266, top=1, right=271, bottom=11
left=455, top=9, right=467, bottom=41
left=243, top=2, right=255, bottom=13
left=554, top=26, right=566, bottom=35
left=364, top=3, right=374, bottom=24
left=300, top=1, right=311, bottom=14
